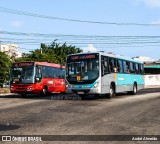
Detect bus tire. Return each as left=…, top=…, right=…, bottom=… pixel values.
left=108, top=84, right=115, bottom=99
left=41, top=86, right=47, bottom=96
left=132, top=84, right=137, bottom=95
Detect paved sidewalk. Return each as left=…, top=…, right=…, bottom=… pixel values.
left=0, top=93, right=18, bottom=96
left=144, top=85, right=160, bottom=88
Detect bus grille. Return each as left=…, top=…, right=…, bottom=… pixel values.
left=72, top=89, right=90, bottom=94
left=16, top=88, right=27, bottom=91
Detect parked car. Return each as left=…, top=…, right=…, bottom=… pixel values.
left=3, top=82, right=10, bottom=88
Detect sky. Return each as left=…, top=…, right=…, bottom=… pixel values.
left=0, top=0, right=160, bottom=60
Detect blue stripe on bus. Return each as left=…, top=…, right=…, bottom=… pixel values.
left=72, top=82, right=96, bottom=89
left=115, top=73, right=144, bottom=85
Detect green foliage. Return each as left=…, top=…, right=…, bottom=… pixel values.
left=15, top=41, right=83, bottom=65
left=0, top=42, right=82, bottom=86
left=0, top=52, right=11, bottom=85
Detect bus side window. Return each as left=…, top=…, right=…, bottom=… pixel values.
left=61, top=68, right=65, bottom=78
left=123, top=61, right=129, bottom=73
left=123, top=61, right=127, bottom=73
left=36, top=66, right=42, bottom=82
left=126, top=62, right=130, bottom=73
left=113, top=59, right=117, bottom=73
left=139, top=64, right=143, bottom=74
left=48, top=67, right=52, bottom=78
left=104, top=61, right=108, bottom=74
left=54, top=68, right=58, bottom=77
left=135, top=64, right=139, bottom=74
left=117, top=59, right=123, bottom=73
left=58, top=68, right=65, bottom=78
left=130, top=62, right=135, bottom=74
left=109, top=58, right=114, bottom=73
left=133, top=63, right=136, bottom=74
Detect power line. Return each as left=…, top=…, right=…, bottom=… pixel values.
left=1, top=30, right=160, bottom=38
left=1, top=30, right=160, bottom=43
left=0, top=7, right=160, bottom=26
left=1, top=30, right=160, bottom=51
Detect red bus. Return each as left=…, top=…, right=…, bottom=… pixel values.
left=10, top=61, right=65, bottom=96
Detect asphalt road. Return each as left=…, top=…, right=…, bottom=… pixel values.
left=0, top=88, right=160, bottom=143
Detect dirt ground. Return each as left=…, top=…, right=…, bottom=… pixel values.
left=0, top=88, right=10, bottom=94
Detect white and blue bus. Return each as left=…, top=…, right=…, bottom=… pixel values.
left=66, top=52, right=144, bottom=99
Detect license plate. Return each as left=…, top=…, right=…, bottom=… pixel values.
left=77, top=92, right=84, bottom=94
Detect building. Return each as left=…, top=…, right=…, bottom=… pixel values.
left=144, top=61, right=160, bottom=87
left=132, top=56, right=157, bottom=62
left=0, top=44, right=22, bottom=58
left=133, top=56, right=160, bottom=87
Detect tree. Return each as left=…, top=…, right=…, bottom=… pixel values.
left=15, top=41, right=83, bottom=65
left=0, top=52, right=11, bottom=86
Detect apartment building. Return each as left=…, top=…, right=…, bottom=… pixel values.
left=0, top=44, right=21, bottom=58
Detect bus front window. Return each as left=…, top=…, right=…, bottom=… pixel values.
left=11, top=66, right=35, bottom=84
left=66, top=59, right=99, bottom=84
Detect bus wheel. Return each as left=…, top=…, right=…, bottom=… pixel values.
left=132, top=84, right=137, bottom=95
left=108, top=84, right=115, bottom=99
left=41, top=86, right=47, bottom=96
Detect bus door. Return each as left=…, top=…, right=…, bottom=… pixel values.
left=101, top=56, right=110, bottom=94
left=53, top=68, right=65, bottom=92
left=116, top=59, right=126, bottom=92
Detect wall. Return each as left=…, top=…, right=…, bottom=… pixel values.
left=144, top=75, right=160, bottom=87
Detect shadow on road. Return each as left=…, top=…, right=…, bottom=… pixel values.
left=0, top=88, right=159, bottom=100
left=0, top=124, right=21, bottom=131
left=0, top=94, right=52, bottom=100
left=137, top=88, right=160, bottom=95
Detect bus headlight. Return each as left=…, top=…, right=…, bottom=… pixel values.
left=94, top=81, right=100, bottom=88
left=61, top=82, right=65, bottom=85
left=10, top=86, right=14, bottom=90
left=27, top=86, right=32, bottom=91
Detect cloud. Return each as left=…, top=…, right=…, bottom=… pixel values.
left=141, top=0, right=160, bottom=8
left=11, top=20, right=22, bottom=28
left=83, top=44, right=97, bottom=52
left=151, top=19, right=160, bottom=25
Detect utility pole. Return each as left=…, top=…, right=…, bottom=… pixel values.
left=40, top=43, right=43, bottom=54
left=0, top=40, right=1, bottom=51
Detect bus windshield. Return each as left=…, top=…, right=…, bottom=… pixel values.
left=66, top=54, right=99, bottom=84
left=10, top=65, right=35, bottom=84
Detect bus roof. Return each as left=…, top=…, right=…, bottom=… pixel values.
left=67, top=52, right=143, bottom=64
left=13, top=61, right=65, bottom=68
left=35, top=62, right=65, bottom=68
left=144, top=65, right=160, bottom=69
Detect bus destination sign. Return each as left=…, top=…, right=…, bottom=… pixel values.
left=70, top=54, right=97, bottom=61
left=14, top=62, right=34, bottom=67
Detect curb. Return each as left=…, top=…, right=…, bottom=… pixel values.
left=0, top=93, right=18, bottom=96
